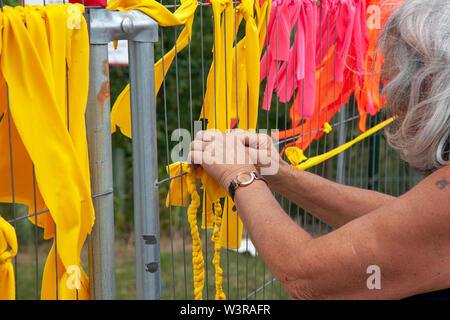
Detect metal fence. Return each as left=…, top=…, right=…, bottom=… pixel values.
left=151, top=0, right=423, bottom=301
left=1, top=3, right=159, bottom=300
left=0, top=1, right=424, bottom=300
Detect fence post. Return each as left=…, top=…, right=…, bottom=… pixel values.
left=128, top=39, right=161, bottom=300
left=85, top=21, right=116, bottom=300
left=86, top=8, right=159, bottom=300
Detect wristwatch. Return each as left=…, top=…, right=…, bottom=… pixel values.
left=228, top=171, right=268, bottom=201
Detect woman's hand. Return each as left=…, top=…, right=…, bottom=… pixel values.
left=189, top=129, right=292, bottom=190
left=188, top=130, right=256, bottom=190
left=231, top=130, right=291, bottom=187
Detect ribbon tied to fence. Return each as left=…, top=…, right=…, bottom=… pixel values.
left=166, top=162, right=227, bottom=300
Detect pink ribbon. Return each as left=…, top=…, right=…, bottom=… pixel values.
left=260, top=0, right=368, bottom=120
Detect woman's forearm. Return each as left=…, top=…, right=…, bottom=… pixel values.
left=233, top=180, right=313, bottom=285
left=265, top=161, right=396, bottom=228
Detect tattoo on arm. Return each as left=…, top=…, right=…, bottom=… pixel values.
left=435, top=177, right=450, bottom=190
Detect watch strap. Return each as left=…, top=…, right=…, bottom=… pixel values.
left=228, top=180, right=237, bottom=201
left=228, top=171, right=267, bottom=201
left=253, top=171, right=268, bottom=185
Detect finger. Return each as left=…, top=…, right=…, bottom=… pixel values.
left=230, top=128, right=246, bottom=135
left=247, top=146, right=260, bottom=166
left=188, top=163, right=201, bottom=171
left=247, top=146, right=272, bottom=167
left=252, top=133, right=272, bottom=149
left=195, top=130, right=206, bottom=141
left=195, top=129, right=222, bottom=142
left=231, top=129, right=258, bottom=148
left=190, top=140, right=208, bottom=152
left=187, top=150, right=204, bottom=165
left=236, top=131, right=261, bottom=148
left=204, top=142, right=216, bottom=158
left=188, top=148, right=217, bottom=166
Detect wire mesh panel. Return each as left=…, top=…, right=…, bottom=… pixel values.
left=0, top=1, right=150, bottom=300
left=152, top=0, right=423, bottom=300
left=0, top=0, right=425, bottom=301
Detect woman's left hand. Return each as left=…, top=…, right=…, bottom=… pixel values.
left=188, top=130, right=256, bottom=190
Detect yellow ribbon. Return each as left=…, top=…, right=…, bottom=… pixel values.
left=286, top=117, right=396, bottom=171
left=201, top=187, right=215, bottom=230
left=201, top=0, right=235, bottom=132
left=219, top=196, right=243, bottom=250
left=0, top=216, right=18, bottom=300
left=0, top=4, right=93, bottom=300
left=323, top=122, right=332, bottom=134
left=200, top=0, right=272, bottom=252
left=185, top=169, right=205, bottom=300
left=201, top=0, right=271, bottom=131
left=166, top=162, right=227, bottom=300
left=108, top=0, right=198, bottom=138
left=212, top=200, right=226, bottom=300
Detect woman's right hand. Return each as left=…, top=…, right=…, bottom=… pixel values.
left=231, top=129, right=291, bottom=187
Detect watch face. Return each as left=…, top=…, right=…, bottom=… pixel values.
left=236, top=172, right=254, bottom=185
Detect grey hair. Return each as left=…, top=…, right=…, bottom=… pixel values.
left=379, top=0, right=450, bottom=174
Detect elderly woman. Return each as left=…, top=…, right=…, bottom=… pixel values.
left=189, top=0, right=450, bottom=299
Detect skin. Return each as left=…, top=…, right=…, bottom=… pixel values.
left=189, top=130, right=450, bottom=299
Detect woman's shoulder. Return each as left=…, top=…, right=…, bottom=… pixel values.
left=404, top=165, right=450, bottom=217
left=382, top=164, right=450, bottom=224
left=425, top=164, right=450, bottom=192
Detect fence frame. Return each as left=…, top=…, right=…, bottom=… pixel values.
left=1, top=3, right=421, bottom=301
left=85, top=7, right=160, bottom=300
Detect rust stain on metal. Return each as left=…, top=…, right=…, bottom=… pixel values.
left=102, top=59, right=109, bottom=77
left=97, top=59, right=110, bottom=112
left=97, top=80, right=110, bottom=111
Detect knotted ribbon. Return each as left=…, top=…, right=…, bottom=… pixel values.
left=166, top=162, right=227, bottom=300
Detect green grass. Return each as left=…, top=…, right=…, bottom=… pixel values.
left=158, top=242, right=291, bottom=300
left=14, top=234, right=291, bottom=300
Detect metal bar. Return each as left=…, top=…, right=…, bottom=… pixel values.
left=336, top=105, right=347, bottom=184
left=88, top=9, right=157, bottom=44
left=368, top=114, right=381, bottom=191
left=85, top=42, right=116, bottom=300
left=200, top=1, right=210, bottom=300
left=7, top=191, right=112, bottom=224
left=6, top=86, right=18, bottom=299
left=158, top=6, right=176, bottom=299
left=128, top=39, right=161, bottom=300
left=32, top=165, right=39, bottom=299
left=163, top=1, right=240, bottom=9
left=223, top=9, right=231, bottom=299
left=86, top=7, right=158, bottom=300
left=245, top=278, right=277, bottom=300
